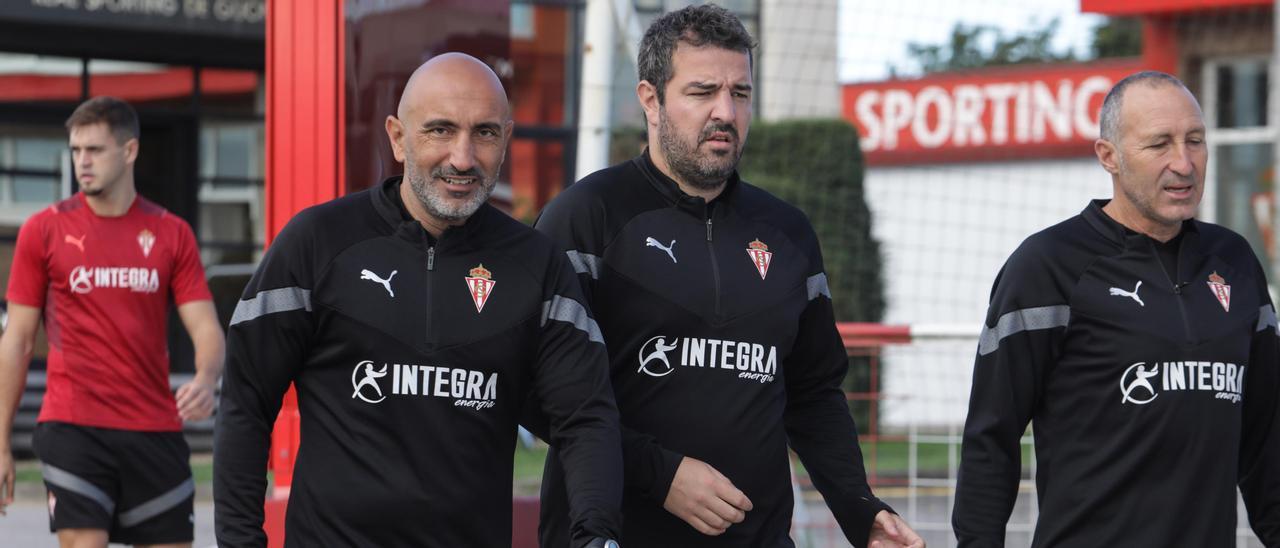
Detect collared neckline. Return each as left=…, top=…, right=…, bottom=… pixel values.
left=369, top=175, right=497, bottom=247
left=631, top=148, right=741, bottom=216
left=1082, top=198, right=1200, bottom=249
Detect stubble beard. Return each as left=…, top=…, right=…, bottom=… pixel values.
left=406, top=164, right=497, bottom=223
left=1115, top=152, right=1199, bottom=228
left=657, top=106, right=741, bottom=191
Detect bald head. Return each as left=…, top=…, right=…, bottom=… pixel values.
left=385, top=52, right=515, bottom=236
left=397, top=52, right=510, bottom=121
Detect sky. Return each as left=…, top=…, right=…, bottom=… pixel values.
left=839, top=0, right=1107, bottom=83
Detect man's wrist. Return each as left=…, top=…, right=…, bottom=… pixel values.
left=584, top=539, right=620, bottom=548
left=191, top=372, right=220, bottom=388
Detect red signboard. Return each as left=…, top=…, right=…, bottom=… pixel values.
left=1081, top=0, right=1271, bottom=16
left=841, top=59, right=1148, bottom=166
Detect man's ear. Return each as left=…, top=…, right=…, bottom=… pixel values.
left=1095, top=138, right=1121, bottom=175
left=385, top=115, right=406, bottom=163
left=123, top=138, right=139, bottom=165
left=637, top=80, right=661, bottom=131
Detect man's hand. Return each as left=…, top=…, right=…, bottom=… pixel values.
left=0, top=447, right=13, bottom=517
left=175, top=380, right=216, bottom=422
left=868, top=510, right=925, bottom=548
left=663, top=456, right=753, bottom=536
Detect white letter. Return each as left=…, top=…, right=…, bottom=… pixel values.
left=1073, top=76, right=1110, bottom=139
left=435, top=367, right=450, bottom=396
left=467, top=370, right=483, bottom=399
left=881, top=89, right=914, bottom=150
left=912, top=86, right=952, bottom=148
left=720, top=342, right=734, bottom=369
left=854, top=90, right=883, bottom=151
left=451, top=368, right=467, bottom=398
left=1014, top=83, right=1031, bottom=143
left=1032, top=80, right=1072, bottom=142
left=688, top=338, right=705, bottom=367
left=483, top=373, right=498, bottom=400
left=951, top=84, right=986, bottom=146
left=983, top=83, right=1017, bottom=144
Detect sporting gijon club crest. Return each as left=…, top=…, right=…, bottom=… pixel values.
left=1206, top=271, right=1230, bottom=312
left=465, top=264, right=496, bottom=313
left=746, top=239, right=772, bottom=280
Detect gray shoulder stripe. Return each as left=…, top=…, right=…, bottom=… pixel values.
left=807, top=273, right=831, bottom=301
left=230, top=287, right=311, bottom=326
left=978, top=305, right=1070, bottom=356
left=1257, top=304, right=1278, bottom=334
left=118, top=478, right=194, bottom=527
left=43, top=464, right=115, bottom=515
left=541, top=295, right=604, bottom=344
left=566, top=250, right=601, bottom=280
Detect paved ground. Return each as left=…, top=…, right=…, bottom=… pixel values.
left=1, top=468, right=1266, bottom=547
left=2, top=485, right=215, bottom=547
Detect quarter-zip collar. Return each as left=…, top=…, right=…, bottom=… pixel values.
left=631, top=148, right=741, bottom=218
left=1082, top=198, right=1201, bottom=252
left=370, top=175, right=498, bottom=250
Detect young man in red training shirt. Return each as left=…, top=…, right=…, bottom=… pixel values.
left=0, top=96, right=225, bottom=548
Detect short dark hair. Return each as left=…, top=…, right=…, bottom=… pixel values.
left=1098, top=71, right=1189, bottom=142
left=65, top=96, right=140, bottom=143
left=637, top=4, right=756, bottom=104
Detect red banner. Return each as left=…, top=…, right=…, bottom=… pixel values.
left=841, top=59, right=1148, bottom=166
left=1081, top=0, right=1270, bottom=16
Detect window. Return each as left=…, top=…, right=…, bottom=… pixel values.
left=0, top=129, right=68, bottom=224
left=198, top=121, right=264, bottom=265
left=1204, top=56, right=1275, bottom=283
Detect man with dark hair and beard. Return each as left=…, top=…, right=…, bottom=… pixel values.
left=213, top=53, right=623, bottom=548
left=530, top=5, right=923, bottom=547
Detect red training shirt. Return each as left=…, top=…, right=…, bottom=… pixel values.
left=7, top=193, right=212, bottom=431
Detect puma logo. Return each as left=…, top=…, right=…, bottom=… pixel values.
left=645, top=237, right=677, bottom=263
left=1109, top=280, right=1144, bottom=307
left=64, top=234, right=85, bottom=253
left=360, top=269, right=397, bottom=297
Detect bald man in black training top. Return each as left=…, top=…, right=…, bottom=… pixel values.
left=213, top=53, right=623, bottom=548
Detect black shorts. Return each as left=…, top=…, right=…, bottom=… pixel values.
left=33, top=422, right=194, bottom=545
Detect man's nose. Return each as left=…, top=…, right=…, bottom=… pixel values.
left=709, top=90, right=736, bottom=123
left=1168, top=142, right=1195, bottom=177
left=447, top=134, right=477, bottom=173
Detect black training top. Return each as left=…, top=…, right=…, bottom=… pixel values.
left=953, top=199, right=1280, bottom=547
left=213, top=177, right=622, bottom=547
left=533, top=151, right=890, bottom=547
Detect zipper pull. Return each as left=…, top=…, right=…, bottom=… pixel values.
left=706, top=218, right=713, bottom=241
left=427, top=246, right=436, bottom=271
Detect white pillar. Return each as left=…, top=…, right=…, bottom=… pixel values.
left=576, top=0, right=616, bottom=181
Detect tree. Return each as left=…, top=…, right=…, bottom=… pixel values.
left=892, top=16, right=1143, bottom=77
left=893, top=18, right=1076, bottom=76
left=1092, top=17, right=1142, bottom=59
